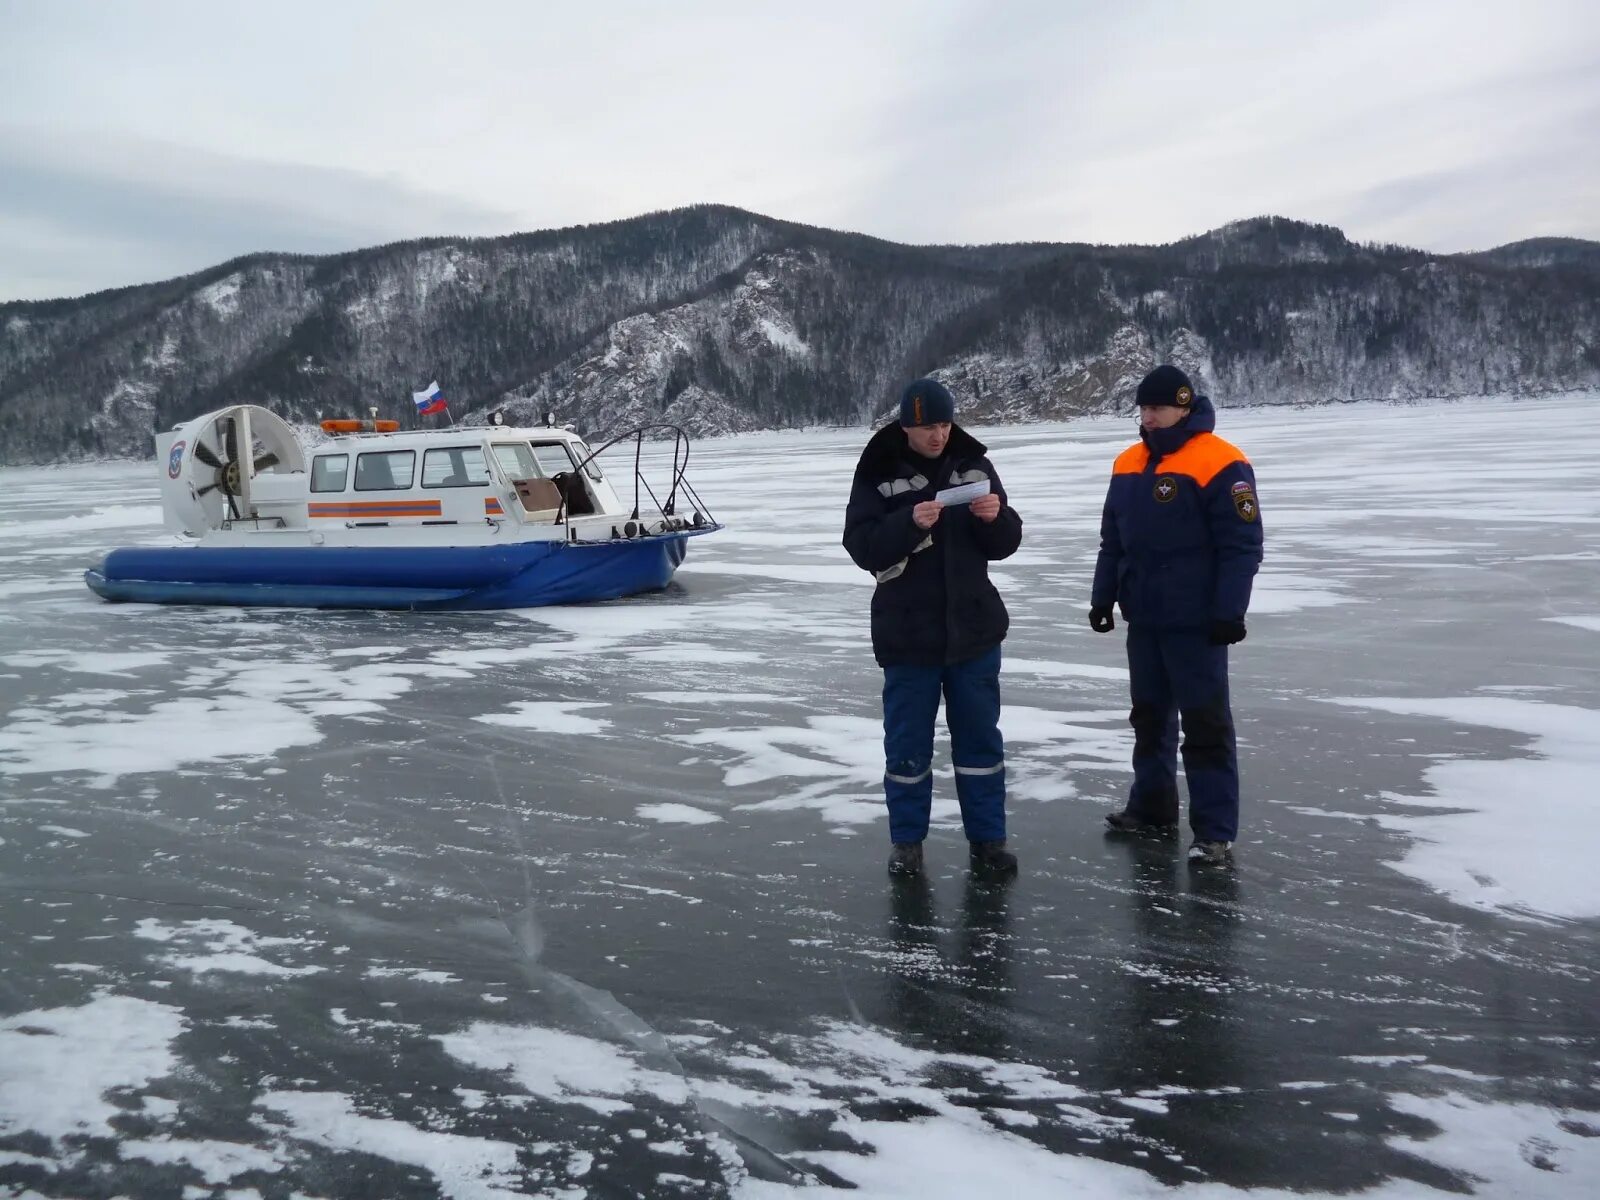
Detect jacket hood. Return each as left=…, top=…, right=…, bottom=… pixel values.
left=1183, top=393, right=1217, bottom=433
left=856, top=421, right=988, bottom=477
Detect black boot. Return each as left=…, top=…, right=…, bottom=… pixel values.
left=1186, top=840, right=1234, bottom=868
left=969, top=839, right=1018, bottom=876
left=1105, top=808, right=1179, bottom=835
left=888, top=842, right=924, bottom=877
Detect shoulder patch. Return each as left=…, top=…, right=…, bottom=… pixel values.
left=1232, top=488, right=1259, bottom=522
left=1231, top=480, right=1252, bottom=495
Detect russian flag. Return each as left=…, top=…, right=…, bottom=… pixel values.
left=412, top=381, right=448, bottom=415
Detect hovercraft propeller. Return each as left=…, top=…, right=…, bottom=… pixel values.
left=192, top=415, right=279, bottom=520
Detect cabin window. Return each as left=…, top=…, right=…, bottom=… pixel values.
left=422, top=447, right=491, bottom=488
left=354, top=450, right=416, bottom=491
left=528, top=442, right=577, bottom=477
left=311, top=454, right=349, bottom=493
left=572, top=441, right=605, bottom=483
left=491, top=442, right=541, bottom=479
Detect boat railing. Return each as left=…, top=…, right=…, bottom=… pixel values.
left=565, top=424, right=717, bottom=533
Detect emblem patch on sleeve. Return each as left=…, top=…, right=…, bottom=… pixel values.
left=1153, top=476, right=1179, bottom=503
left=1233, top=488, right=1259, bottom=521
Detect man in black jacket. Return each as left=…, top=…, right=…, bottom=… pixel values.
left=843, top=379, right=1024, bottom=877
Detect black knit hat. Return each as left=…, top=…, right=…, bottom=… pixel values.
left=899, top=378, right=955, bottom=427
left=1135, top=365, right=1195, bottom=409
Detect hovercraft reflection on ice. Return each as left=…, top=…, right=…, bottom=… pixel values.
left=84, top=405, right=722, bottom=609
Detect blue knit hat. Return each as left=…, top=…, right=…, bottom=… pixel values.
left=899, top=378, right=955, bottom=427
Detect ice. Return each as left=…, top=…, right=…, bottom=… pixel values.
left=0, top=396, right=1596, bottom=1196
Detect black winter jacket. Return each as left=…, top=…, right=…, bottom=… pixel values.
left=843, top=423, right=1023, bottom=667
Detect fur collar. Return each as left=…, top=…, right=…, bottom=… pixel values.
left=855, top=422, right=988, bottom=478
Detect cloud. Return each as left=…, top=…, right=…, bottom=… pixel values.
left=831, top=0, right=1600, bottom=249
left=0, top=127, right=519, bottom=300
left=1, top=0, right=1597, bottom=298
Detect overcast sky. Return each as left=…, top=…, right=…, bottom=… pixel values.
left=3, top=0, right=1597, bottom=301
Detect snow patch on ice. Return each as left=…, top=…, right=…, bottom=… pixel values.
left=365, top=966, right=462, bottom=984
left=639, top=691, right=797, bottom=705
left=0, top=695, right=322, bottom=786
left=678, top=715, right=882, bottom=790
left=437, top=1022, right=686, bottom=1116
left=134, top=918, right=326, bottom=977
left=1385, top=1092, right=1600, bottom=1196
left=1004, top=658, right=1127, bottom=682
left=1248, top=570, right=1350, bottom=613
left=0, top=993, right=185, bottom=1145
left=1331, top=695, right=1600, bottom=920
left=678, top=559, right=869, bottom=586
left=0, top=656, right=464, bottom=785
left=0, top=575, right=84, bottom=601
left=474, top=701, right=611, bottom=735
left=120, top=1137, right=283, bottom=1184
left=0, top=650, right=171, bottom=675
left=1547, top=615, right=1600, bottom=633
left=257, top=1090, right=526, bottom=1200
left=0, top=504, right=164, bottom=539
left=637, top=803, right=723, bottom=825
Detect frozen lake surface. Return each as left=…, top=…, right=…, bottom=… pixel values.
left=2, top=396, right=1598, bottom=1198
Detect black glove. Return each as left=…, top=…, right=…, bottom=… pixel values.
left=1089, top=606, right=1115, bottom=634
left=1209, top=618, right=1247, bottom=646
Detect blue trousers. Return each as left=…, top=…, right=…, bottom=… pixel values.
left=1124, top=625, right=1239, bottom=841
left=882, top=645, right=1006, bottom=844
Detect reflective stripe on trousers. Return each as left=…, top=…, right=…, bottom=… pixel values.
left=954, top=762, right=1004, bottom=776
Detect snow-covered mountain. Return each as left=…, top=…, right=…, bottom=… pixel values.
left=2, top=207, right=1596, bottom=464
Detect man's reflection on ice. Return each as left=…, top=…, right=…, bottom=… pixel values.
left=883, top=874, right=1015, bottom=1061
left=1098, top=837, right=1244, bottom=1095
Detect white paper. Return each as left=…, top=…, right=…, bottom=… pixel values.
left=934, top=480, right=991, bottom=506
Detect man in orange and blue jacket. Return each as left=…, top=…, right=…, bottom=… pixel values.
left=1089, top=365, right=1263, bottom=867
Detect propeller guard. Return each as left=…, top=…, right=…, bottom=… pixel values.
left=156, top=405, right=306, bottom=535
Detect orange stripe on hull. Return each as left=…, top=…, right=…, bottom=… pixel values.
left=485, top=498, right=504, bottom=514
left=308, top=501, right=442, bottom=518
